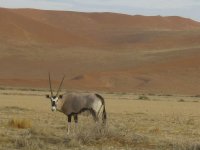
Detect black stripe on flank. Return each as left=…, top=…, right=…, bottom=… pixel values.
left=95, top=93, right=104, bottom=105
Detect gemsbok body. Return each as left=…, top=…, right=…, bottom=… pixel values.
left=46, top=74, right=107, bottom=134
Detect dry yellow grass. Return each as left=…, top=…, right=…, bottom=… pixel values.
left=8, top=118, right=32, bottom=129
left=1, top=89, right=200, bottom=149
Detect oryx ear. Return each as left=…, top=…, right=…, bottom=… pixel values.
left=46, top=94, right=50, bottom=98
left=59, top=95, right=63, bottom=99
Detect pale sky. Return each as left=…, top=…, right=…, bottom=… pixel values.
left=0, top=0, right=200, bottom=21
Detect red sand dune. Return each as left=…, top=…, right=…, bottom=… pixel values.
left=0, top=8, right=200, bottom=95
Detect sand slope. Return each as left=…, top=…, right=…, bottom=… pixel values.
left=0, top=8, right=200, bottom=94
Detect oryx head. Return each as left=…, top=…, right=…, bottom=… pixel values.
left=46, top=73, right=65, bottom=112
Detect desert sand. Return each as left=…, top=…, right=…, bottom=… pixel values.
left=0, top=8, right=200, bottom=95
left=1, top=89, right=200, bottom=149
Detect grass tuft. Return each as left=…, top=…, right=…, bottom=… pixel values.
left=15, top=137, right=44, bottom=150
left=138, top=95, right=150, bottom=100
left=8, top=118, right=32, bottom=129
left=70, top=123, right=151, bottom=148
left=178, top=99, right=185, bottom=102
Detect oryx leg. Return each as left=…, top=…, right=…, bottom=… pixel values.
left=90, top=109, right=99, bottom=122
left=74, top=114, right=78, bottom=123
left=67, top=115, right=72, bottom=134
left=73, top=114, right=78, bottom=132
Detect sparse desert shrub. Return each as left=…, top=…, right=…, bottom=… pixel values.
left=149, top=127, right=160, bottom=134
left=171, top=141, right=200, bottom=150
left=186, top=118, right=195, bottom=125
left=193, top=95, right=200, bottom=98
left=164, top=94, right=173, bottom=96
left=15, top=137, right=44, bottom=150
left=8, top=118, right=32, bottom=129
left=138, top=95, right=149, bottom=100
left=148, top=93, right=156, bottom=96
left=178, top=99, right=185, bottom=102
left=4, top=106, right=29, bottom=112
left=0, top=87, right=6, bottom=90
left=67, top=138, right=81, bottom=147
left=29, top=126, right=55, bottom=137
left=70, top=123, right=151, bottom=148
left=193, top=100, right=199, bottom=102
left=75, top=124, right=110, bottom=145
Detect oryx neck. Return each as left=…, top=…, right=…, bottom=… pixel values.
left=55, top=98, right=64, bottom=112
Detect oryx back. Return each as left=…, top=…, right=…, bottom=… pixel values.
left=61, top=93, right=103, bottom=115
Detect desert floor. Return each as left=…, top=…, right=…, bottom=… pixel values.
left=1, top=88, right=200, bottom=150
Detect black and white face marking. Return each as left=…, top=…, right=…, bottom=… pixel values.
left=50, top=96, right=58, bottom=112
left=47, top=73, right=65, bottom=112
left=46, top=95, right=63, bottom=111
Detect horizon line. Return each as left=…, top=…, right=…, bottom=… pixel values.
left=1, top=6, right=200, bottom=23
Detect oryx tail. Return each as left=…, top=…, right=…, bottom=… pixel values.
left=95, top=93, right=107, bottom=124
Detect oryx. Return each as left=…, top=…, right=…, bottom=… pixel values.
left=46, top=73, right=107, bottom=134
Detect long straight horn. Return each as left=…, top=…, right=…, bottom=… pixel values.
left=56, top=75, right=65, bottom=97
left=48, top=73, right=53, bottom=96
